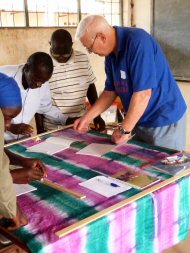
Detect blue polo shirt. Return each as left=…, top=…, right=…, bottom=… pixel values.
left=105, top=27, right=186, bottom=127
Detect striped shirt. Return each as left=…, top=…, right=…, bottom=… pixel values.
left=44, top=50, right=96, bottom=130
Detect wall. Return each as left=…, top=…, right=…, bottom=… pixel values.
left=0, top=27, right=106, bottom=93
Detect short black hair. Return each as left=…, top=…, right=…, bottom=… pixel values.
left=51, top=29, right=72, bottom=45
left=27, top=52, right=53, bottom=75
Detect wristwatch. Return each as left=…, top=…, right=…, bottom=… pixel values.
left=119, top=126, right=131, bottom=135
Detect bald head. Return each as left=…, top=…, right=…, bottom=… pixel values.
left=76, top=15, right=111, bottom=40
left=76, top=15, right=116, bottom=56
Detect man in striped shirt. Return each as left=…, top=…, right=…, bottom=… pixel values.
left=36, top=29, right=105, bottom=132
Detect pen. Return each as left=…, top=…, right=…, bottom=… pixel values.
left=110, top=182, right=120, bottom=187
left=97, top=178, right=120, bottom=188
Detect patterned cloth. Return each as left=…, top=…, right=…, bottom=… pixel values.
left=7, top=129, right=190, bottom=253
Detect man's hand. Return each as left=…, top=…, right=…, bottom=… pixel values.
left=93, top=116, right=105, bottom=131
left=73, top=117, right=90, bottom=133
left=7, top=204, right=28, bottom=231
left=111, top=129, right=131, bottom=145
left=11, top=167, right=45, bottom=184
left=8, top=123, right=34, bottom=135
left=11, top=158, right=47, bottom=184
left=21, top=158, right=47, bottom=177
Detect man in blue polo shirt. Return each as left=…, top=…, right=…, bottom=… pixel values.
left=74, top=15, right=187, bottom=150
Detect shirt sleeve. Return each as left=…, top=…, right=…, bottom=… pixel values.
left=129, top=31, right=158, bottom=92
left=37, top=82, right=68, bottom=125
left=0, top=111, right=16, bottom=219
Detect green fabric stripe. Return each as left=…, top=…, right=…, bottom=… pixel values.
left=135, top=195, right=154, bottom=253
left=8, top=144, right=98, bottom=180
left=177, top=176, right=190, bottom=241
left=31, top=181, right=97, bottom=219
left=71, top=141, right=87, bottom=149
left=103, top=151, right=144, bottom=167
left=13, top=227, right=43, bottom=253
left=121, top=188, right=140, bottom=197
left=86, top=216, right=109, bottom=253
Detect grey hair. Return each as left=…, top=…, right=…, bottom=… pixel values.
left=75, top=15, right=110, bottom=40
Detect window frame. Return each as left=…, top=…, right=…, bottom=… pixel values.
left=0, top=0, right=123, bottom=28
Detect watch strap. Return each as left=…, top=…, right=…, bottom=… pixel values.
left=119, top=126, right=131, bottom=135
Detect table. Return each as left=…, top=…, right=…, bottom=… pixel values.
left=5, top=128, right=190, bottom=253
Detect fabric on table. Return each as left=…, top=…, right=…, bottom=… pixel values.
left=6, top=129, right=190, bottom=253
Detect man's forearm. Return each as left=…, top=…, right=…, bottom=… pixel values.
left=87, top=83, right=98, bottom=105
left=122, top=89, right=152, bottom=132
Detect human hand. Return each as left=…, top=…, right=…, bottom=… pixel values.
left=7, top=204, right=28, bottom=231
left=8, top=123, right=34, bottom=135
left=93, top=116, right=105, bottom=131
left=11, top=159, right=47, bottom=184
left=73, top=117, right=90, bottom=133
left=111, top=129, right=131, bottom=145
left=11, top=167, right=43, bottom=184
left=21, top=158, right=47, bottom=178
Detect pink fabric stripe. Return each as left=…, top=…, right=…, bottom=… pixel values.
left=52, top=227, right=87, bottom=253
left=155, top=183, right=179, bottom=251
left=108, top=202, right=137, bottom=253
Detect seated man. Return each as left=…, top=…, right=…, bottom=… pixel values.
left=0, top=52, right=65, bottom=143
left=35, top=29, right=105, bottom=133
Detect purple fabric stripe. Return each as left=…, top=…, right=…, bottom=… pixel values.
left=54, top=129, right=112, bottom=144
left=55, top=149, right=140, bottom=176
left=115, top=144, right=168, bottom=164
left=17, top=194, right=68, bottom=245
left=21, top=129, right=112, bottom=148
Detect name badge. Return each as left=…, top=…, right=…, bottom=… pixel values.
left=120, top=70, right=126, bottom=79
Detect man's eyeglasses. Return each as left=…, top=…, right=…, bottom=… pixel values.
left=50, top=48, right=73, bottom=58
left=87, top=35, right=97, bottom=53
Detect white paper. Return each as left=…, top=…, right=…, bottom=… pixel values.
left=46, top=136, right=77, bottom=147
left=26, top=136, right=77, bottom=155
left=27, top=142, right=67, bottom=155
left=14, top=184, right=37, bottom=196
left=79, top=176, right=131, bottom=197
left=76, top=143, right=115, bottom=157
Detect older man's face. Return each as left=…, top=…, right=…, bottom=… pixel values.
left=80, top=34, right=108, bottom=56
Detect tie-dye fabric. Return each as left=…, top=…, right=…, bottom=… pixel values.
left=7, top=129, right=190, bottom=253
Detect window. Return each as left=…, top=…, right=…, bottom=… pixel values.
left=0, top=0, right=122, bottom=28
left=0, top=0, right=25, bottom=27
left=27, top=0, right=78, bottom=27
left=81, top=0, right=121, bottom=26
